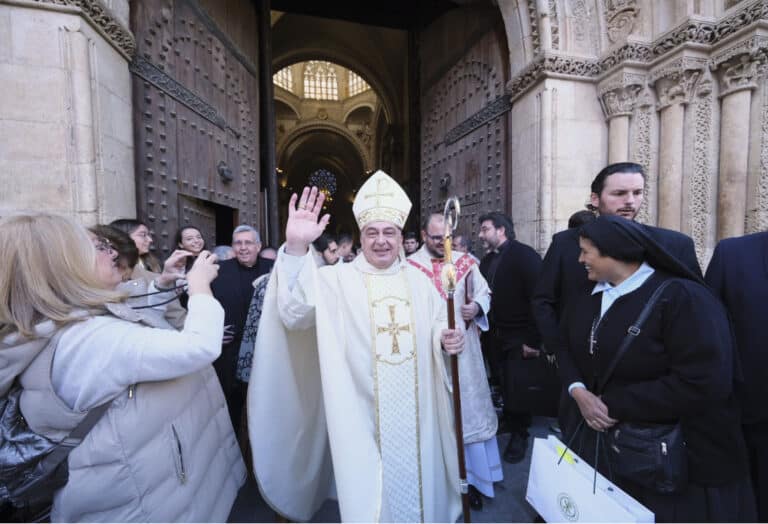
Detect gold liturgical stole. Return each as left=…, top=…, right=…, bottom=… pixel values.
left=365, top=271, right=423, bottom=522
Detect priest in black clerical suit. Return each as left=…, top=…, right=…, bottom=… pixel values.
left=705, top=230, right=768, bottom=521
left=533, top=162, right=701, bottom=354
left=211, top=225, right=273, bottom=432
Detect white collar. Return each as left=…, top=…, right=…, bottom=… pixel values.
left=592, top=261, right=655, bottom=296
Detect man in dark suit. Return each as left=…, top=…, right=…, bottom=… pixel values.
left=705, top=230, right=768, bottom=521
left=532, top=162, right=702, bottom=358
left=211, top=224, right=273, bottom=432
left=478, top=212, right=542, bottom=463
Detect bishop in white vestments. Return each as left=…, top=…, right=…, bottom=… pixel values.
left=408, top=214, right=503, bottom=506
left=248, top=172, right=464, bottom=523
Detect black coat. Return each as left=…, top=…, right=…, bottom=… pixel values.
left=479, top=239, right=542, bottom=347
left=533, top=224, right=701, bottom=351
left=705, top=231, right=768, bottom=425
left=210, top=257, right=272, bottom=393
left=555, top=271, right=748, bottom=486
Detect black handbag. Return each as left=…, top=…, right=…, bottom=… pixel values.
left=598, top=279, right=688, bottom=494
left=0, top=334, right=113, bottom=522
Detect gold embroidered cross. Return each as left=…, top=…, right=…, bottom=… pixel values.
left=364, top=178, right=394, bottom=207
left=377, top=304, right=410, bottom=355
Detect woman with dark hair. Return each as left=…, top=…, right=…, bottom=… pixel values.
left=172, top=226, right=206, bottom=310
left=555, top=215, right=755, bottom=522
left=109, top=219, right=161, bottom=273
left=111, top=220, right=187, bottom=328
left=175, top=226, right=206, bottom=259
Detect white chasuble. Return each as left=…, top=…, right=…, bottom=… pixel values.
left=248, top=248, right=461, bottom=523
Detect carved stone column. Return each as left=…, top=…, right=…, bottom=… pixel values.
left=651, top=60, right=704, bottom=231
left=714, top=50, right=763, bottom=239
left=600, top=85, right=642, bottom=163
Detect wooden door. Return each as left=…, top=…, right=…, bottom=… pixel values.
left=130, top=0, right=260, bottom=258
left=420, top=27, right=510, bottom=251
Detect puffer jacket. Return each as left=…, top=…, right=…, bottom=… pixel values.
left=1, top=300, right=246, bottom=522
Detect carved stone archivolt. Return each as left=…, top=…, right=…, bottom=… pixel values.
left=604, top=0, right=638, bottom=44
left=32, top=0, right=135, bottom=58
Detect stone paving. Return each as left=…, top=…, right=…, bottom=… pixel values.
left=229, top=417, right=558, bottom=523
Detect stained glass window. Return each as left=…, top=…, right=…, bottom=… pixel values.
left=273, top=67, right=293, bottom=91
left=303, top=61, right=339, bottom=100
left=348, top=71, right=370, bottom=96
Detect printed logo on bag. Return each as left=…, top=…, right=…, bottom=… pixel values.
left=557, top=493, right=579, bottom=522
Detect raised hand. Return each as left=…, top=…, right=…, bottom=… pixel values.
left=186, top=250, right=219, bottom=296
left=157, top=249, right=195, bottom=288
left=285, top=186, right=331, bottom=256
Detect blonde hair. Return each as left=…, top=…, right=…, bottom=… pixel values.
left=0, top=213, right=124, bottom=338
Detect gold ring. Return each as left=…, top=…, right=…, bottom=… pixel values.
left=299, top=204, right=306, bottom=210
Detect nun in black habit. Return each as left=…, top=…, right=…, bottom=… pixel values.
left=554, top=215, right=755, bottom=523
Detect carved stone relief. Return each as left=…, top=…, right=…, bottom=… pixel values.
left=604, top=0, right=639, bottom=44
left=749, top=61, right=768, bottom=233
left=505, top=0, right=767, bottom=101
left=564, top=0, right=599, bottom=56
left=651, top=57, right=707, bottom=109
left=598, top=71, right=645, bottom=119
left=629, top=87, right=656, bottom=224
left=548, top=0, right=560, bottom=50
left=689, top=71, right=717, bottom=265
left=526, top=0, right=542, bottom=56
left=719, top=54, right=760, bottom=95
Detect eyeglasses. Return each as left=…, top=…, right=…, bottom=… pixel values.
left=93, top=237, right=115, bottom=253
left=426, top=235, right=444, bottom=242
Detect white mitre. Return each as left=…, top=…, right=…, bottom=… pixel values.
left=352, top=170, right=412, bottom=230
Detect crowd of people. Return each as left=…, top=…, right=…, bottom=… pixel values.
left=1, top=162, right=766, bottom=522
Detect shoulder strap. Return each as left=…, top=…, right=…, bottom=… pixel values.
left=597, top=279, right=676, bottom=393
left=31, top=329, right=115, bottom=472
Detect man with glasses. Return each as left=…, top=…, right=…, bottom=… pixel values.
left=211, top=224, right=272, bottom=436
left=478, top=212, right=542, bottom=464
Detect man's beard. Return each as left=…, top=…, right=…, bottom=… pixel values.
left=426, top=244, right=444, bottom=259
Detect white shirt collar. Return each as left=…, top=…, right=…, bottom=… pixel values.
left=592, top=262, right=655, bottom=319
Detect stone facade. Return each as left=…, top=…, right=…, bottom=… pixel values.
left=0, top=0, right=134, bottom=225
left=498, top=0, right=768, bottom=266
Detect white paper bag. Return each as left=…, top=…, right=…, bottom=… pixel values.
left=526, top=435, right=654, bottom=523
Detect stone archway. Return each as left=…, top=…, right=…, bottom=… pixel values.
left=276, top=126, right=368, bottom=239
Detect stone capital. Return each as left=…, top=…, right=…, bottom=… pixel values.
left=712, top=35, right=768, bottom=97
left=599, top=85, right=643, bottom=119
left=718, top=54, right=762, bottom=97
left=650, top=56, right=708, bottom=110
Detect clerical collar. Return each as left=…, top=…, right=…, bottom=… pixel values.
left=493, top=239, right=510, bottom=254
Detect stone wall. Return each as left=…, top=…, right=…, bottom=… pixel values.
left=498, top=0, right=768, bottom=266
left=0, top=0, right=134, bottom=225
